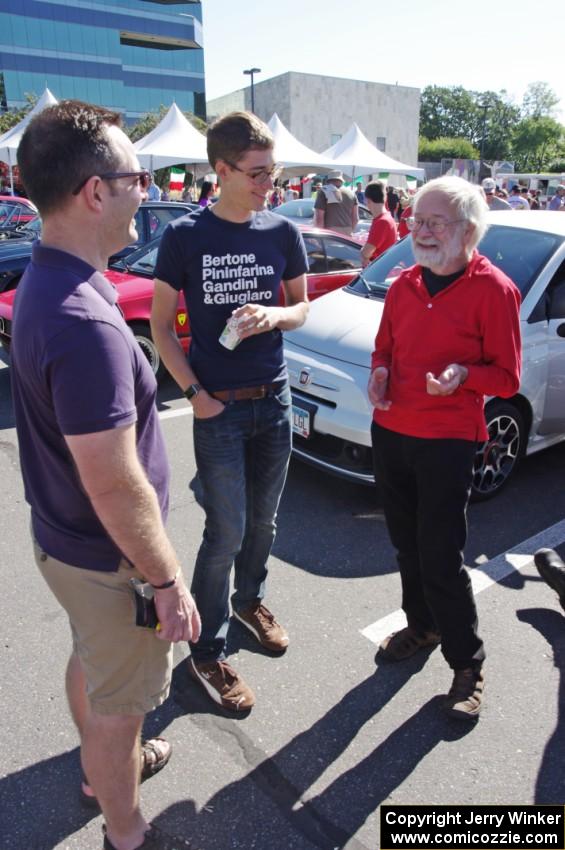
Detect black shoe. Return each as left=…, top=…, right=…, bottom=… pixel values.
left=534, top=548, right=565, bottom=611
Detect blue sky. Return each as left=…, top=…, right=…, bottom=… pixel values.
left=202, top=0, right=564, bottom=120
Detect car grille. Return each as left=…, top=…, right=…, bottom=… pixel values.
left=292, top=432, right=373, bottom=480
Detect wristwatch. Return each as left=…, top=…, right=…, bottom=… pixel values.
left=184, top=383, right=201, bottom=401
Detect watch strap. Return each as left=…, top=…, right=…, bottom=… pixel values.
left=184, top=383, right=201, bottom=401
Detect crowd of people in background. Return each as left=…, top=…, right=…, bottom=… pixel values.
left=2, top=170, right=564, bottom=224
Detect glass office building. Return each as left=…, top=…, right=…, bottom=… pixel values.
left=0, top=0, right=205, bottom=122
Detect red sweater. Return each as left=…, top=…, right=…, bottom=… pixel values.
left=371, top=252, right=522, bottom=441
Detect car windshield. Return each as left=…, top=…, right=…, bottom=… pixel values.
left=347, top=225, right=564, bottom=300
left=275, top=200, right=314, bottom=218
left=15, top=216, right=41, bottom=236
left=125, top=244, right=159, bottom=275
left=0, top=204, right=17, bottom=226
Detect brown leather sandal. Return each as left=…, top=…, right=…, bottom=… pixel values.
left=80, top=737, right=172, bottom=810
left=103, top=823, right=196, bottom=849
left=379, top=626, right=441, bottom=661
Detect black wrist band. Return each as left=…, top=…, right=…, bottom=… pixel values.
left=150, top=570, right=180, bottom=590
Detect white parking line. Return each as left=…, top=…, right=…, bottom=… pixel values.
left=361, top=518, right=565, bottom=646
left=152, top=403, right=565, bottom=643
left=158, top=405, right=193, bottom=420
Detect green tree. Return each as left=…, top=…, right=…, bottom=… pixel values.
left=511, top=117, right=565, bottom=171
left=420, top=86, right=478, bottom=141
left=418, top=136, right=480, bottom=162
left=479, top=91, right=521, bottom=161
left=522, top=82, right=560, bottom=119
left=0, top=92, right=37, bottom=135
left=419, top=85, right=520, bottom=161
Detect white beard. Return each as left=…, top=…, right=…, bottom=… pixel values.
left=412, top=226, right=467, bottom=271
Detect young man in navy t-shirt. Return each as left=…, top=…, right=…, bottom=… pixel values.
left=152, top=112, right=309, bottom=712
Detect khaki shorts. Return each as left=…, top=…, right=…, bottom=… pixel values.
left=34, top=539, right=173, bottom=716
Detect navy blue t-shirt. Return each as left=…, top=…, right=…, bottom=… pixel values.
left=154, top=207, right=308, bottom=392
left=11, top=243, right=170, bottom=572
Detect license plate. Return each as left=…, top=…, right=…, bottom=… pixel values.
left=292, top=404, right=310, bottom=438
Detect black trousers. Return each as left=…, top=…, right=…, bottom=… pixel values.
left=371, top=422, right=485, bottom=671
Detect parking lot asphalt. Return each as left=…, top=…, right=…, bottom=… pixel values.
left=2, top=359, right=565, bottom=850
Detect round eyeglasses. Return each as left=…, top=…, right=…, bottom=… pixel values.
left=225, top=161, right=283, bottom=186
left=407, top=217, right=465, bottom=234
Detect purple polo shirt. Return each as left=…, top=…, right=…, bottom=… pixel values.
left=11, top=243, right=170, bottom=571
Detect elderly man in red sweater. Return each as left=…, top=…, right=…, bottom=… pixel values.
left=368, top=176, right=521, bottom=722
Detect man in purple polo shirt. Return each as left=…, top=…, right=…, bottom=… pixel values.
left=13, top=101, right=200, bottom=850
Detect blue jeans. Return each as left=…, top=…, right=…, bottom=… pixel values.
left=189, top=384, right=292, bottom=662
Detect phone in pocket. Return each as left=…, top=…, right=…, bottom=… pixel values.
left=129, top=577, right=160, bottom=629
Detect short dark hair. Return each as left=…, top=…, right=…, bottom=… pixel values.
left=17, top=100, right=122, bottom=216
left=364, top=180, right=386, bottom=204
left=206, top=111, right=273, bottom=170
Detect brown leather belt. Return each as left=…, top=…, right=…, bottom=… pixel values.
left=211, top=383, right=282, bottom=402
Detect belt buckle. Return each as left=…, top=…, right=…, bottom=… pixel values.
left=252, top=386, right=266, bottom=399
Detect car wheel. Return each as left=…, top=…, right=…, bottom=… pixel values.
left=471, top=400, right=525, bottom=502
left=129, top=322, right=166, bottom=383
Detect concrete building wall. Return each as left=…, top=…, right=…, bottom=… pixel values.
left=207, top=72, right=420, bottom=166
left=207, top=87, right=247, bottom=118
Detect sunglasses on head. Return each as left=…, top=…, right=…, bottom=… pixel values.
left=72, top=170, right=151, bottom=196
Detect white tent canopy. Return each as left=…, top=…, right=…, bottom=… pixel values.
left=267, top=113, right=337, bottom=175
left=134, top=103, right=209, bottom=172
left=321, top=122, right=425, bottom=181
left=0, top=88, right=59, bottom=192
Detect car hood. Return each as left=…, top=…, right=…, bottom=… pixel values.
left=105, top=269, right=154, bottom=296
left=284, top=286, right=385, bottom=367
left=0, top=239, right=35, bottom=260
left=0, top=287, right=16, bottom=309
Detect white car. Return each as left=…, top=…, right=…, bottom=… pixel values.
left=285, top=211, right=565, bottom=500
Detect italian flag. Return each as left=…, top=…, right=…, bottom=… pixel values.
left=169, top=167, right=185, bottom=191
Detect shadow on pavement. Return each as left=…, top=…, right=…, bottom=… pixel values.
left=517, top=606, right=565, bottom=804
left=0, top=695, right=187, bottom=850
left=171, top=652, right=472, bottom=850
left=2, top=653, right=474, bottom=850
left=188, top=460, right=392, bottom=582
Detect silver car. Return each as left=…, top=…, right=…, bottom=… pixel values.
left=273, top=197, right=373, bottom=235
left=284, top=211, right=565, bottom=500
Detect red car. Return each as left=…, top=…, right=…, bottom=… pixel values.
left=0, top=225, right=363, bottom=382
left=0, top=196, right=38, bottom=229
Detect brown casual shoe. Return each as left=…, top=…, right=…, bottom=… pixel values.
left=233, top=600, right=289, bottom=653
left=188, top=657, right=255, bottom=711
left=103, top=823, right=196, bottom=849
left=444, top=667, right=484, bottom=721
left=379, top=626, right=441, bottom=661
